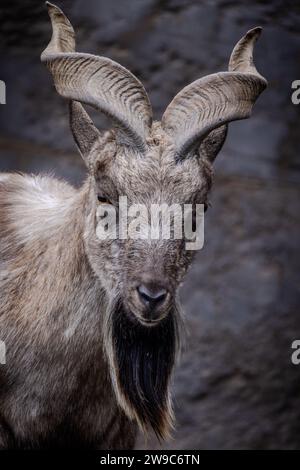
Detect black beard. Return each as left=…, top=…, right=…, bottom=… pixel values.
left=109, top=301, right=179, bottom=439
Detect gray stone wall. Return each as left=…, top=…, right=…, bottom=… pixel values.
left=0, top=0, right=300, bottom=449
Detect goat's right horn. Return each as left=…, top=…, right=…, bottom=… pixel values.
left=41, top=2, right=152, bottom=151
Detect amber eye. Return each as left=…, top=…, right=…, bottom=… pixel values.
left=97, top=195, right=111, bottom=204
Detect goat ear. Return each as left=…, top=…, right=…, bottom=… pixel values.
left=198, top=125, right=228, bottom=163
left=69, top=101, right=101, bottom=164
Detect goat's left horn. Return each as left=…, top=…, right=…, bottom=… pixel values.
left=41, top=2, right=152, bottom=151
left=161, top=27, right=267, bottom=159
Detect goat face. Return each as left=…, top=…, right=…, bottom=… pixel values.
left=84, top=121, right=212, bottom=327
left=42, top=2, right=267, bottom=439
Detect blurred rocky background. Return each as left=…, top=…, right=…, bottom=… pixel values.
left=0, top=0, right=300, bottom=449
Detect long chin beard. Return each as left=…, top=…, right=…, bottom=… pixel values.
left=104, top=298, right=180, bottom=440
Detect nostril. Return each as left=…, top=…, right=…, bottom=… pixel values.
left=137, top=284, right=168, bottom=307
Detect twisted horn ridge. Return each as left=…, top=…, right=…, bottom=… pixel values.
left=162, top=27, right=267, bottom=160
left=42, top=2, right=152, bottom=151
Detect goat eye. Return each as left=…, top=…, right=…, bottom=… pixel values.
left=97, top=195, right=111, bottom=204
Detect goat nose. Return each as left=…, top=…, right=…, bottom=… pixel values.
left=137, top=283, right=168, bottom=309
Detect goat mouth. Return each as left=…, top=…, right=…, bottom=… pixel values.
left=139, top=317, right=162, bottom=326
left=124, top=296, right=172, bottom=327
left=125, top=307, right=169, bottom=328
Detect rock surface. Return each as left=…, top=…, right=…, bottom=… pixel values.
left=0, top=0, right=299, bottom=449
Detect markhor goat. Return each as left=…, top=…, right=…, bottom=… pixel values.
left=0, top=3, right=267, bottom=449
